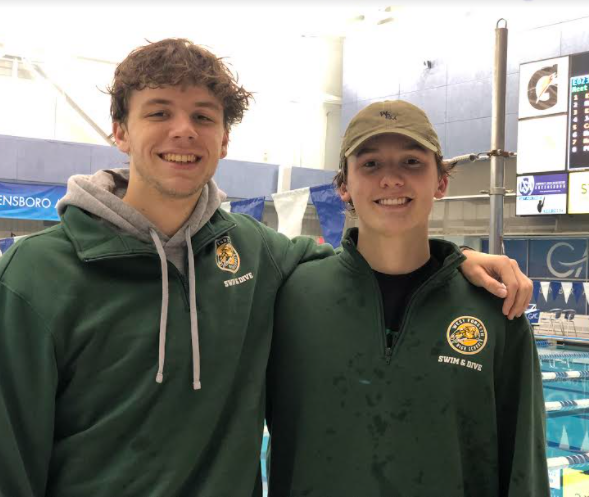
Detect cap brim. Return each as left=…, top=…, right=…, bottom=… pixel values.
left=344, top=129, right=439, bottom=158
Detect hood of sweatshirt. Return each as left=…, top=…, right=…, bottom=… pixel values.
left=57, top=168, right=227, bottom=391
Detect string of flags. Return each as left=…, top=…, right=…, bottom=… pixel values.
left=533, top=280, right=589, bottom=304
left=221, top=183, right=346, bottom=247
left=1, top=184, right=346, bottom=257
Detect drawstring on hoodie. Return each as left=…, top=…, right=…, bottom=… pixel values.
left=56, top=170, right=226, bottom=392
left=185, top=228, right=201, bottom=390
left=150, top=228, right=202, bottom=391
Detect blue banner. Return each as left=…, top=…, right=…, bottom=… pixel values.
left=310, top=184, right=346, bottom=248
left=0, top=182, right=66, bottom=221
left=230, top=197, right=265, bottom=221
left=529, top=239, right=588, bottom=280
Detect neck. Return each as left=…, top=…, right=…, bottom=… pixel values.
left=123, top=184, right=201, bottom=237
left=356, top=225, right=431, bottom=275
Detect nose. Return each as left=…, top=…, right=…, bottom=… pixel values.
left=170, top=114, right=198, bottom=141
left=380, top=164, right=404, bottom=188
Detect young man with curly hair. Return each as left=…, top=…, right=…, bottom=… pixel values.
left=266, top=101, right=549, bottom=497
left=0, top=39, right=533, bottom=496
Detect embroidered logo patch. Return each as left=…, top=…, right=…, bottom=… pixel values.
left=215, top=236, right=240, bottom=274
left=446, top=316, right=487, bottom=355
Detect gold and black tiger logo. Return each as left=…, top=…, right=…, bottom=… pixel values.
left=215, top=236, right=240, bottom=274
left=447, top=316, right=487, bottom=355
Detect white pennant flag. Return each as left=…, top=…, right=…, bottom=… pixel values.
left=540, top=281, right=551, bottom=301
left=559, top=426, right=570, bottom=450
left=220, top=202, right=231, bottom=213
left=272, top=187, right=311, bottom=238
left=584, top=283, right=589, bottom=305
left=561, top=282, right=573, bottom=303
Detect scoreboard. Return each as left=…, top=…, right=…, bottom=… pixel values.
left=568, top=51, right=589, bottom=170
left=517, top=50, right=589, bottom=215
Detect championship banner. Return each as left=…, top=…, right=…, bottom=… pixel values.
left=310, top=184, right=345, bottom=248
left=0, top=181, right=66, bottom=221
left=230, top=197, right=265, bottom=222
left=272, top=187, right=310, bottom=239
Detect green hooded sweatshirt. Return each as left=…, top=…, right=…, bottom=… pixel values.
left=267, top=229, right=549, bottom=497
left=0, top=170, right=332, bottom=497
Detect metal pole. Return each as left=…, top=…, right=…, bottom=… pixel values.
left=489, top=19, right=508, bottom=255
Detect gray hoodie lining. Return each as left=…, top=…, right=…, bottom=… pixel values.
left=57, top=168, right=225, bottom=389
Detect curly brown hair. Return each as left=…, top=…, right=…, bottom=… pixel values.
left=333, top=153, right=455, bottom=212
left=107, top=38, right=252, bottom=130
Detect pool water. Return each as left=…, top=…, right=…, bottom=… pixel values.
left=539, top=342, right=589, bottom=496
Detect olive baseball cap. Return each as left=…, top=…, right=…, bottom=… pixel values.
left=340, top=100, right=442, bottom=167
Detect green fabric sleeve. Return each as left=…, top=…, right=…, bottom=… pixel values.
left=254, top=223, right=335, bottom=282
left=495, top=316, right=550, bottom=496
left=0, top=282, right=58, bottom=497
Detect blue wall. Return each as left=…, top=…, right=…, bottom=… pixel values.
left=0, top=134, right=127, bottom=183
left=290, top=167, right=336, bottom=191
left=0, top=134, right=330, bottom=199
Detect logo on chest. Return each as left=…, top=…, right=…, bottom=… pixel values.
left=215, top=236, right=240, bottom=274
left=446, top=316, right=487, bottom=355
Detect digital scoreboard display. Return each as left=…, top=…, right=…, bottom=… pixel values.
left=568, top=51, right=589, bottom=170
left=517, top=51, right=589, bottom=215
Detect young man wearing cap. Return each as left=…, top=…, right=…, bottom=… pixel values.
left=266, top=101, right=549, bottom=496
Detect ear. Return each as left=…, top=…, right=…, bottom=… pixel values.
left=434, top=174, right=449, bottom=199
left=339, top=182, right=351, bottom=203
left=220, top=131, right=229, bottom=159
left=113, top=122, right=130, bottom=154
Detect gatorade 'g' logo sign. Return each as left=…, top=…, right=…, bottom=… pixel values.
left=527, top=64, right=558, bottom=111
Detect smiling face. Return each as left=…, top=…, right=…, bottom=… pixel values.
left=113, top=85, right=228, bottom=202
left=340, top=133, right=448, bottom=242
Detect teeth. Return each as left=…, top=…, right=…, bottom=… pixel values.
left=162, top=153, right=198, bottom=163
left=378, top=198, right=409, bottom=206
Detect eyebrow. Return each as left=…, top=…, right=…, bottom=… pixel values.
left=141, top=99, right=223, bottom=111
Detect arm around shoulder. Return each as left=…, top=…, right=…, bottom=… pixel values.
left=254, top=221, right=335, bottom=280
left=0, top=281, right=59, bottom=496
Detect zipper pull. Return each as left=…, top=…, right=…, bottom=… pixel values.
left=385, top=328, right=394, bottom=363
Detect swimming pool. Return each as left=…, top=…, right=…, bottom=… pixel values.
left=539, top=341, right=589, bottom=496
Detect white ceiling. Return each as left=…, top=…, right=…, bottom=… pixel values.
left=1, top=1, right=589, bottom=64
